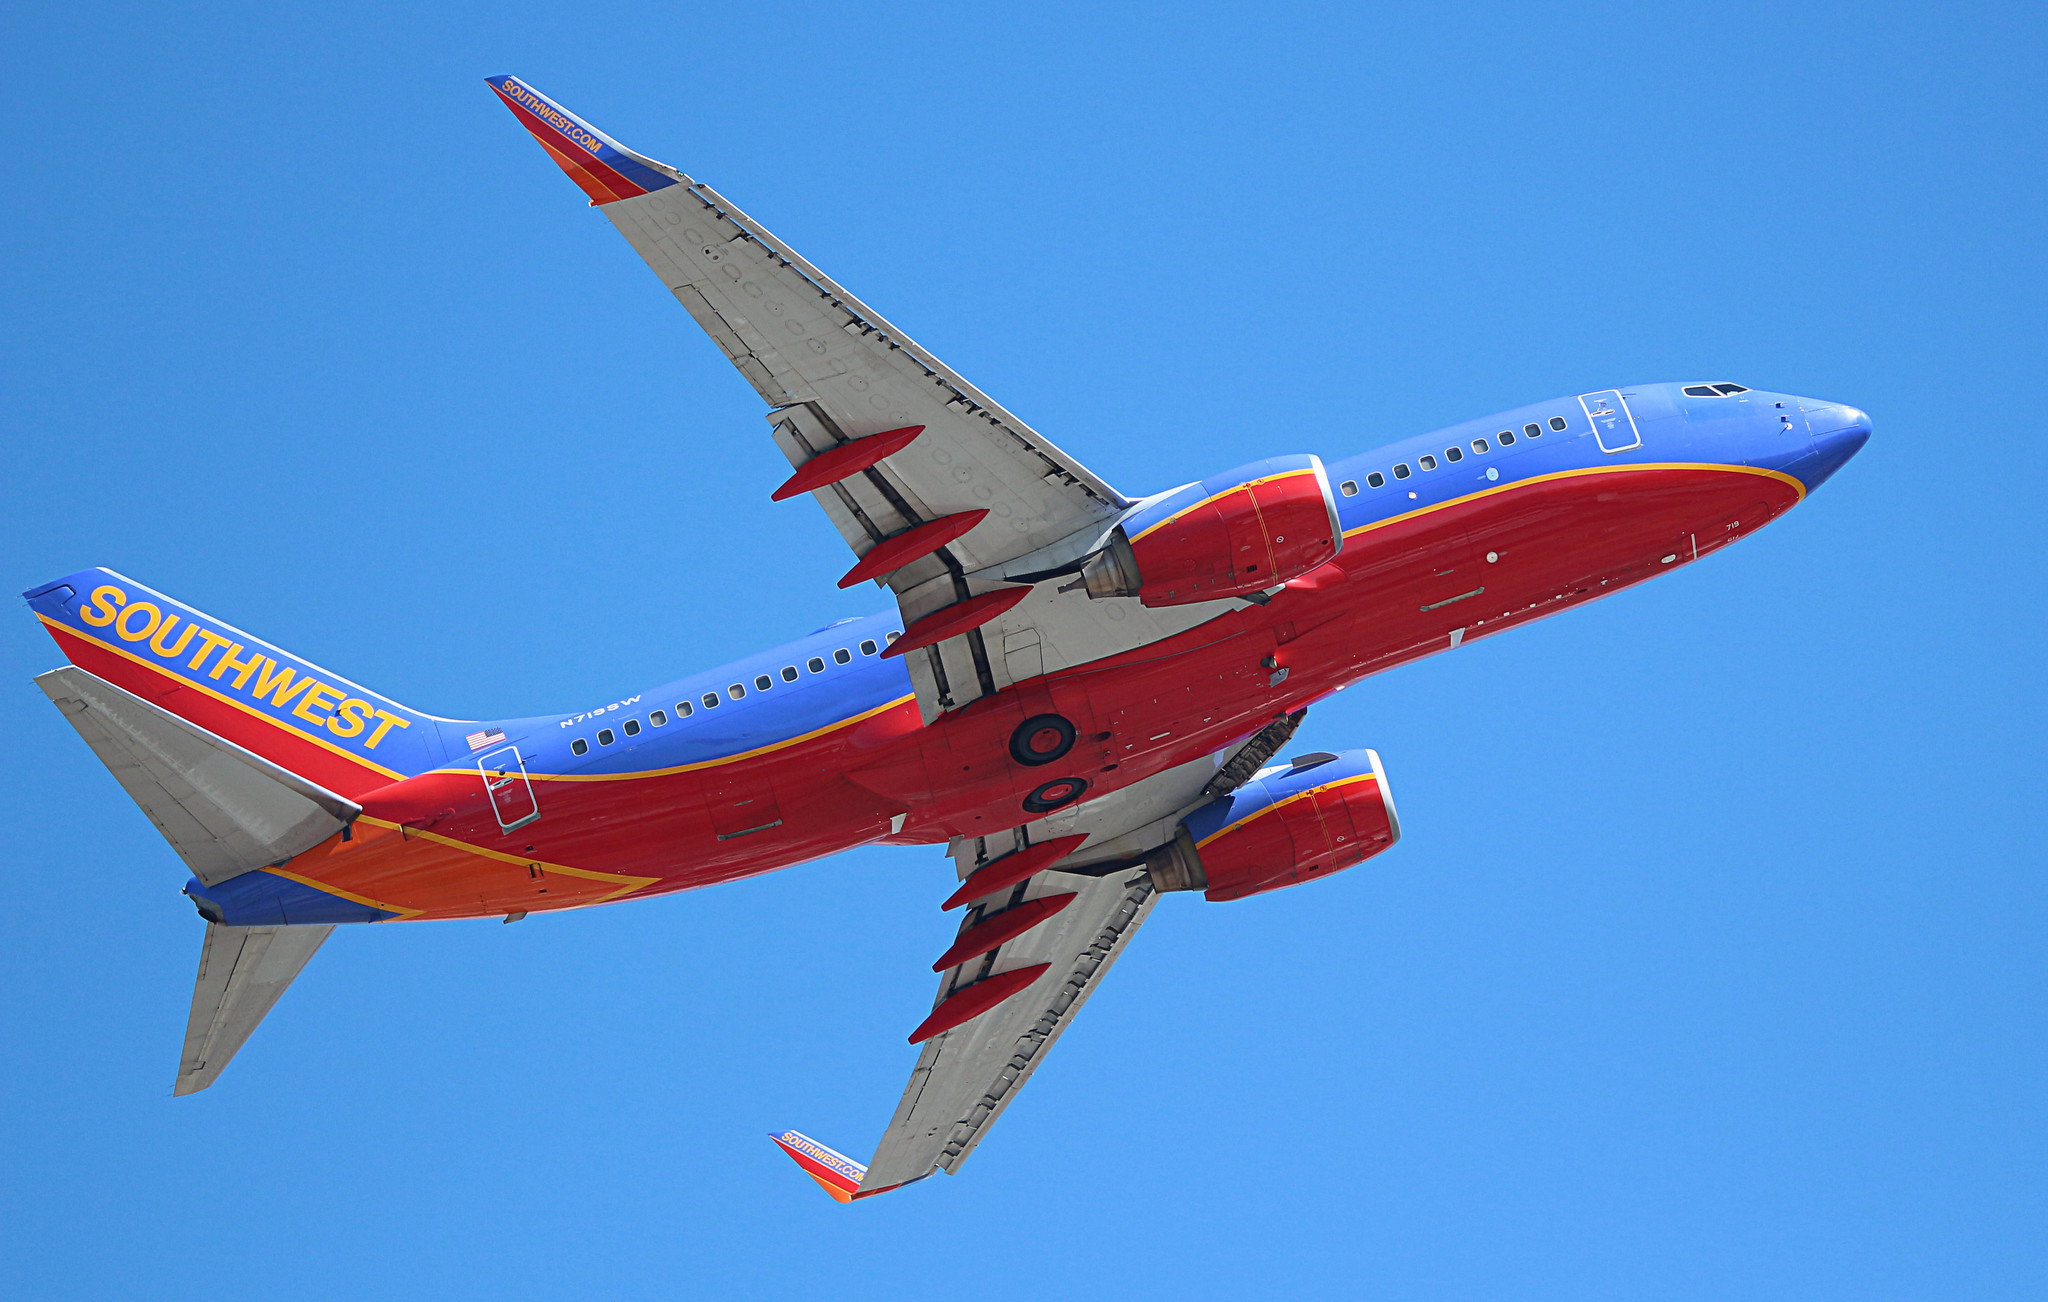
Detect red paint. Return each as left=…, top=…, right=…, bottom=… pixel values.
left=1133, top=469, right=1340, bottom=606
left=885, top=587, right=1031, bottom=658
left=1199, top=772, right=1397, bottom=902
left=42, top=464, right=1803, bottom=922
left=492, top=92, right=645, bottom=204
left=770, top=1135, right=861, bottom=1202
left=772, top=426, right=926, bottom=501
left=838, top=511, right=989, bottom=588
left=932, top=893, right=1077, bottom=971
left=909, top=964, right=1052, bottom=1043
left=943, top=834, right=1090, bottom=908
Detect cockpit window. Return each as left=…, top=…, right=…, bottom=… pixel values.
left=1714, top=383, right=1748, bottom=395
left=1684, top=383, right=1751, bottom=397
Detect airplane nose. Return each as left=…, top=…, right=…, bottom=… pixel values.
left=1797, top=402, right=1871, bottom=490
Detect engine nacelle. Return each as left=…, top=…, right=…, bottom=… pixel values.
left=1146, top=749, right=1400, bottom=901
left=1079, top=455, right=1343, bottom=607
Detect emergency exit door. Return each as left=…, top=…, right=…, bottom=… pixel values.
left=478, top=745, right=540, bottom=832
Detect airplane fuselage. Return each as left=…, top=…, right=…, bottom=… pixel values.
left=45, top=382, right=1867, bottom=925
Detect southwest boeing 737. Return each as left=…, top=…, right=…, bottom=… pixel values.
left=26, top=76, right=1871, bottom=1201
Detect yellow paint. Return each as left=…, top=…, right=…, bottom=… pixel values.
left=1195, top=772, right=1381, bottom=849
left=39, top=614, right=408, bottom=782
left=1127, top=468, right=1322, bottom=544
left=352, top=815, right=661, bottom=901
left=1343, top=462, right=1806, bottom=542
left=484, top=693, right=919, bottom=783
left=263, top=864, right=424, bottom=920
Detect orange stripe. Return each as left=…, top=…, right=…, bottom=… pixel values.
left=1195, top=772, right=1381, bottom=849
left=1343, top=462, right=1805, bottom=542
left=1127, top=468, right=1322, bottom=544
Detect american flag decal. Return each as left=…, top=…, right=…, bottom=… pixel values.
left=466, top=728, right=507, bottom=751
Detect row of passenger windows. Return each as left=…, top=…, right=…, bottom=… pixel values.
left=1336, top=416, right=1570, bottom=496
left=567, top=632, right=899, bottom=756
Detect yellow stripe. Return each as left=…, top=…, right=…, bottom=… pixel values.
left=462, top=693, right=919, bottom=783
left=1194, top=771, right=1380, bottom=849
left=1127, top=468, right=1321, bottom=544
left=1342, top=462, right=1806, bottom=542
left=263, top=864, right=426, bottom=920
left=38, top=614, right=408, bottom=782
left=349, top=815, right=661, bottom=906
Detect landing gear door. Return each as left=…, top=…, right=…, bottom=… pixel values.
left=478, top=745, right=540, bottom=832
left=1579, top=390, right=1641, bottom=453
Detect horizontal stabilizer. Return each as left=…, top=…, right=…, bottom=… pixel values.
left=36, top=666, right=360, bottom=885
left=485, top=76, right=681, bottom=205
left=177, top=921, right=332, bottom=1095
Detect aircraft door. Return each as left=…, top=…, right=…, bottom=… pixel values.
left=1579, top=390, right=1642, bottom=453
left=478, top=745, right=540, bottom=832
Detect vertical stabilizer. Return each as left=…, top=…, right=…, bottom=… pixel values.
left=177, top=923, right=332, bottom=1096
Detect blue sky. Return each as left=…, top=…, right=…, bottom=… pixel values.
left=3, top=2, right=2043, bottom=1297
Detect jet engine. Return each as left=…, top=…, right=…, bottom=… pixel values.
left=1077, top=455, right=1344, bottom=607
left=1145, top=749, right=1400, bottom=901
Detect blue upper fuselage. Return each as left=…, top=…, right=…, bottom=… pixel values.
left=487, top=382, right=1869, bottom=779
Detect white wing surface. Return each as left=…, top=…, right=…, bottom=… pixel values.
left=490, top=78, right=1239, bottom=721
left=177, top=922, right=332, bottom=1096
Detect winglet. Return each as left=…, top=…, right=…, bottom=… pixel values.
left=770, top=1130, right=870, bottom=1203
left=485, top=75, right=682, bottom=205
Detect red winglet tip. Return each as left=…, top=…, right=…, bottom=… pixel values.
left=770, top=1130, right=867, bottom=1203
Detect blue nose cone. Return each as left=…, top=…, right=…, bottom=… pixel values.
left=1797, top=401, right=1871, bottom=490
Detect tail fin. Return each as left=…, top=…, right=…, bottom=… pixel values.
left=26, top=569, right=449, bottom=800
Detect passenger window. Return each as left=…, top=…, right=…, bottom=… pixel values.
left=728, top=684, right=745, bottom=700
left=886, top=631, right=900, bottom=644
left=1366, top=472, right=1385, bottom=488
left=571, top=738, right=588, bottom=756
left=597, top=728, right=615, bottom=746
left=1499, top=429, right=1515, bottom=444
left=702, top=693, right=719, bottom=709
left=781, top=665, right=798, bottom=682
left=1524, top=423, right=1541, bottom=437
left=1549, top=416, right=1568, bottom=431
left=1340, top=479, right=1358, bottom=496
left=1472, top=438, right=1489, bottom=453
left=1393, top=463, right=1411, bottom=479
left=623, top=719, right=641, bottom=737
left=1419, top=454, right=1437, bottom=471
left=754, top=674, right=773, bottom=691
left=807, top=656, right=825, bottom=673
left=860, top=639, right=877, bottom=655
left=834, top=648, right=851, bottom=664
left=676, top=701, right=694, bottom=718
left=650, top=710, right=668, bottom=726
left=1445, top=446, right=1463, bottom=462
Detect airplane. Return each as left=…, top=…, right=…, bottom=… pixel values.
left=24, top=75, right=1871, bottom=1203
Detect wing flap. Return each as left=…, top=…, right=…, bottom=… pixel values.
left=176, top=921, right=332, bottom=1095
left=37, top=666, right=361, bottom=885
left=861, top=870, right=1157, bottom=1189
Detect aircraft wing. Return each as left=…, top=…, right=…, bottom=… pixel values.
left=773, top=715, right=1303, bottom=1198
left=489, top=77, right=1239, bottom=720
